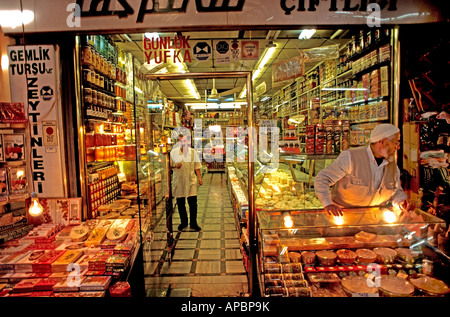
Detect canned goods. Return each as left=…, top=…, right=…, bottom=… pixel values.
left=83, top=69, right=91, bottom=83
left=92, top=89, right=97, bottom=105
left=82, top=46, right=92, bottom=65
left=84, top=88, right=92, bottom=103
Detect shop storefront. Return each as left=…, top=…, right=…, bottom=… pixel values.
left=0, top=0, right=448, bottom=300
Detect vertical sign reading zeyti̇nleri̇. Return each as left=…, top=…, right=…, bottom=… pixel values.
left=8, top=45, right=66, bottom=198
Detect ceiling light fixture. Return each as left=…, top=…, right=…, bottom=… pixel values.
left=298, top=29, right=316, bottom=39
left=0, top=10, right=34, bottom=29
left=185, top=79, right=200, bottom=100
left=144, top=32, right=160, bottom=39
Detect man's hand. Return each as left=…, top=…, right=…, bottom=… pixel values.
left=324, top=204, right=343, bottom=217
left=198, top=178, right=203, bottom=186
left=398, top=199, right=415, bottom=212
left=175, top=162, right=182, bottom=169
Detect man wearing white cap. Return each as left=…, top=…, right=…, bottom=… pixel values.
left=314, top=123, right=408, bottom=217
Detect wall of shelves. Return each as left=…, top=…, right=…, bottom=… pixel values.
left=259, top=28, right=394, bottom=156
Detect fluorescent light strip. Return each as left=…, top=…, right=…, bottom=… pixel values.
left=185, top=79, right=200, bottom=99
left=299, top=29, right=316, bottom=39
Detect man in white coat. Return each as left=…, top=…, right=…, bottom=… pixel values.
left=170, top=133, right=203, bottom=231
left=314, top=123, right=409, bottom=217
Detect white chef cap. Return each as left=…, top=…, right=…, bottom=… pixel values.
left=369, top=123, right=400, bottom=143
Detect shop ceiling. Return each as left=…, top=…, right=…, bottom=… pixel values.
left=111, top=29, right=352, bottom=105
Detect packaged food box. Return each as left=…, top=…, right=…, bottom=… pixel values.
left=79, top=275, right=111, bottom=291
left=14, top=250, right=46, bottom=273
left=32, top=250, right=66, bottom=273
left=12, top=278, right=42, bottom=293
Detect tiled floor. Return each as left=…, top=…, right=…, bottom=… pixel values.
left=143, top=173, right=249, bottom=297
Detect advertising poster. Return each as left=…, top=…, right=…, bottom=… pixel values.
left=8, top=45, right=66, bottom=197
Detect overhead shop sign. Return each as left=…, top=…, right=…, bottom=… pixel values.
left=191, top=41, right=212, bottom=62
left=214, top=40, right=231, bottom=64
left=0, top=0, right=444, bottom=34
left=8, top=45, right=67, bottom=198
left=143, top=35, right=192, bottom=64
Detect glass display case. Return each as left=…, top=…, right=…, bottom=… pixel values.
left=257, top=206, right=449, bottom=297
left=254, top=154, right=336, bottom=212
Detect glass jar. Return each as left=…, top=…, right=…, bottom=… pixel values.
left=94, top=133, right=103, bottom=147
left=92, top=89, right=97, bottom=105
left=83, top=68, right=91, bottom=83
left=124, top=144, right=136, bottom=160
left=84, top=88, right=92, bottom=104
left=85, top=133, right=95, bottom=148
left=86, top=147, right=95, bottom=162
left=81, top=46, right=92, bottom=65
left=95, top=146, right=104, bottom=162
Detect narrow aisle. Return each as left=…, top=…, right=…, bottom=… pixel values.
left=144, top=172, right=249, bottom=297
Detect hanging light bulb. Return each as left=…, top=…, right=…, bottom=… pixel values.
left=382, top=208, right=397, bottom=224
left=283, top=212, right=293, bottom=228
left=28, top=192, right=44, bottom=217
left=333, top=216, right=344, bottom=226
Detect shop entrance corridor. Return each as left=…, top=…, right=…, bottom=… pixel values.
left=143, top=173, right=249, bottom=297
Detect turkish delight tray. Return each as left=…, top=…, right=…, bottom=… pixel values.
left=79, top=275, right=111, bottom=291
left=14, top=250, right=46, bottom=273
left=31, top=250, right=66, bottom=273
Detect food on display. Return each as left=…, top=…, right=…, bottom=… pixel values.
left=341, top=275, right=379, bottom=296
left=301, top=251, right=316, bottom=265
left=410, top=276, right=450, bottom=296
left=80, top=276, right=112, bottom=291
left=287, top=286, right=311, bottom=297
left=70, top=225, right=90, bottom=242
left=373, top=247, right=397, bottom=264
left=109, top=281, right=132, bottom=297
left=288, top=252, right=301, bottom=263
left=336, top=249, right=357, bottom=264
left=395, top=248, right=420, bottom=264
left=255, top=171, right=322, bottom=210
left=379, top=275, right=415, bottom=297
left=355, top=248, right=377, bottom=264
left=106, top=227, right=127, bottom=241
left=307, top=272, right=340, bottom=283
left=316, top=250, right=337, bottom=266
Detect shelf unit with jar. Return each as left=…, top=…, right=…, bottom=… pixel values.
left=265, top=28, right=394, bottom=156
left=192, top=111, right=245, bottom=172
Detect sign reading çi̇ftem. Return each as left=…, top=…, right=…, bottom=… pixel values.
left=8, top=45, right=66, bottom=198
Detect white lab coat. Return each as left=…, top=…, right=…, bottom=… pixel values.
left=170, top=146, right=202, bottom=198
